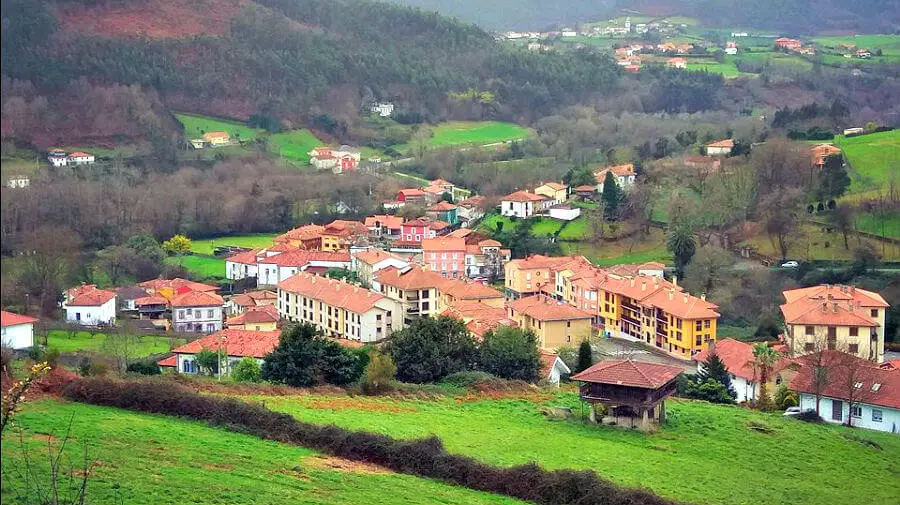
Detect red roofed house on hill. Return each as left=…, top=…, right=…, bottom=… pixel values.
left=791, top=350, right=900, bottom=433
left=256, top=250, right=351, bottom=287
left=593, top=164, right=636, bottom=193
left=693, top=338, right=801, bottom=403
left=540, top=350, right=571, bottom=386
left=365, top=215, right=404, bottom=237
left=572, top=360, right=683, bottom=431
left=63, top=284, right=117, bottom=326
left=171, top=290, right=225, bottom=333
left=228, top=290, right=278, bottom=315
left=775, top=37, right=802, bottom=50
left=780, top=284, right=889, bottom=363
left=705, top=139, right=734, bottom=156
left=501, top=190, right=550, bottom=218
left=165, top=329, right=280, bottom=375
left=1, top=310, right=39, bottom=349
left=507, top=295, right=593, bottom=349
left=226, top=304, right=279, bottom=331
left=351, top=248, right=411, bottom=286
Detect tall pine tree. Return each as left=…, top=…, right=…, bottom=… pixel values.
left=576, top=340, right=594, bottom=373
left=697, top=353, right=737, bottom=400
left=600, top=171, right=621, bottom=220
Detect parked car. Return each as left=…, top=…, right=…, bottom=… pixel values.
left=781, top=260, right=799, bottom=268
left=783, top=406, right=802, bottom=417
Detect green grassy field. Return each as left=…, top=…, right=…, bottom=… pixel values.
left=853, top=209, right=900, bottom=240
left=254, top=392, right=900, bottom=505
left=477, top=214, right=521, bottom=234
left=743, top=222, right=900, bottom=261
left=560, top=228, right=673, bottom=266
left=812, top=34, right=900, bottom=64
left=834, top=130, right=900, bottom=195
left=165, top=255, right=224, bottom=280
left=400, top=121, right=531, bottom=153
left=557, top=217, right=590, bottom=240
left=45, top=331, right=185, bottom=356
left=175, top=113, right=260, bottom=141
left=529, top=217, right=565, bottom=236
left=1, top=401, right=527, bottom=505
left=268, top=129, right=324, bottom=165
left=189, top=234, right=278, bottom=255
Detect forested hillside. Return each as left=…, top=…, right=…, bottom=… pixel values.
left=388, top=0, right=900, bottom=33
left=0, top=0, right=624, bottom=145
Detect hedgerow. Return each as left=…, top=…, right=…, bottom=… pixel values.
left=63, top=378, right=683, bottom=505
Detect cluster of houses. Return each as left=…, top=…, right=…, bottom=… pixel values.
left=308, top=146, right=362, bottom=174
left=47, top=149, right=95, bottom=167
left=774, top=37, right=816, bottom=55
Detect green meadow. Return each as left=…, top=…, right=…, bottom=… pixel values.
left=834, top=130, right=900, bottom=195
left=189, top=234, right=278, bottom=255
left=400, top=121, right=531, bottom=153
left=165, top=255, right=224, bottom=280
left=268, top=129, right=324, bottom=164
left=175, top=112, right=260, bottom=140
left=257, top=392, right=900, bottom=505
left=45, top=331, right=185, bottom=356
left=1, top=401, right=527, bottom=505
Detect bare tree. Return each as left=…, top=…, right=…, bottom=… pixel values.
left=20, top=226, right=81, bottom=316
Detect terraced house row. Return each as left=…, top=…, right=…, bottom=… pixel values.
left=505, top=255, right=720, bottom=358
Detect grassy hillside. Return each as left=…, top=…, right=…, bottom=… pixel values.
left=399, top=121, right=532, bottom=153
left=268, top=129, right=324, bottom=164
left=176, top=113, right=260, bottom=140
left=0, top=401, right=528, bottom=505
left=46, top=331, right=185, bottom=356
left=834, top=130, right=900, bottom=196
left=165, top=255, right=224, bottom=280
left=257, top=392, right=900, bottom=505
left=189, top=233, right=278, bottom=255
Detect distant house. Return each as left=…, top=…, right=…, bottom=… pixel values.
left=593, top=164, right=636, bottom=193
left=572, top=360, right=683, bottom=431
left=549, top=204, right=581, bottom=221
left=725, top=41, right=738, bottom=55
left=67, top=152, right=95, bottom=165
left=226, top=304, right=279, bottom=331
left=6, top=175, right=30, bottom=189
left=371, top=102, right=395, bottom=117
left=63, top=285, right=117, bottom=326
left=667, top=57, right=687, bottom=69
left=308, top=146, right=361, bottom=173
left=775, top=37, right=802, bottom=50
left=426, top=201, right=458, bottom=225
left=117, top=286, right=150, bottom=312
left=1, top=311, right=38, bottom=350
left=47, top=149, right=68, bottom=167
left=506, top=295, right=592, bottom=349
left=791, top=350, right=900, bottom=434
left=456, top=196, right=487, bottom=224
left=693, top=339, right=800, bottom=403
left=501, top=191, right=549, bottom=218
left=534, top=182, right=569, bottom=204
left=365, top=215, right=404, bottom=237
left=202, top=131, right=230, bottom=147
left=560, top=29, right=577, bottom=37
left=422, top=237, right=467, bottom=279
left=400, top=217, right=439, bottom=243
left=396, top=188, right=427, bottom=205
left=165, top=329, right=280, bottom=375
left=171, top=290, right=225, bottom=333
left=540, top=350, right=571, bottom=386
left=134, top=295, right=168, bottom=321
left=811, top=144, right=842, bottom=167
left=856, top=49, right=872, bottom=59
left=706, top=139, right=734, bottom=156
left=843, top=127, right=865, bottom=137
left=352, top=248, right=411, bottom=285
left=463, top=239, right=510, bottom=281
left=228, top=290, right=278, bottom=315
left=189, top=139, right=205, bottom=149
left=574, top=185, right=597, bottom=200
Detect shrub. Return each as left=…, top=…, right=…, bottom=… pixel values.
left=62, top=378, right=679, bottom=505
left=477, top=326, right=540, bottom=382
left=88, top=361, right=109, bottom=377
left=576, top=340, right=593, bottom=373
left=261, top=324, right=361, bottom=387
left=126, top=360, right=162, bottom=376
left=386, top=316, right=476, bottom=383
left=359, top=351, right=396, bottom=395
left=195, top=348, right=220, bottom=376
left=231, top=357, right=262, bottom=383
left=27, top=345, right=44, bottom=362
left=43, top=347, right=60, bottom=366
left=774, top=384, right=797, bottom=410
left=77, top=358, right=92, bottom=377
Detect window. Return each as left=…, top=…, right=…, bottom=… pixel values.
left=827, top=326, right=837, bottom=338
left=676, top=332, right=682, bottom=342
left=870, top=309, right=878, bottom=318
left=848, top=343, right=859, bottom=354
left=704, top=320, right=711, bottom=329
left=804, top=342, right=814, bottom=352
left=696, top=321, right=702, bottom=332
left=872, top=409, right=883, bottom=422
left=421, top=302, right=429, bottom=311
left=853, top=382, right=863, bottom=389
left=805, top=326, right=815, bottom=335
left=850, top=405, right=862, bottom=418
left=207, top=309, right=214, bottom=318
left=871, top=383, right=882, bottom=392
left=75, top=312, right=81, bottom=321
left=775, top=375, right=783, bottom=386
left=676, top=319, right=682, bottom=329
left=695, top=336, right=702, bottom=346
left=567, top=321, right=571, bottom=328
left=194, top=309, right=201, bottom=318
left=849, top=327, right=858, bottom=337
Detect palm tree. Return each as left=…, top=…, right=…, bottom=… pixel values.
left=666, top=223, right=696, bottom=275
left=752, top=344, right=780, bottom=410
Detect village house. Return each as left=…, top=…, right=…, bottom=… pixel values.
left=534, top=182, right=569, bottom=204
left=308, top=146, right=361, bottom=173
left=501, top=191, right=550, bottom=218
left=278, top=272, right=403, bottom=343
left=365, top=215, right=404, bottom=237
left=811, top=144, right=842, bottom=168
left=171, top=291, right=225, bottom=333
left=441, top=300, right=517, bottom=340
left=228, top=290, right=277, bottom=315
left=791, top=350, right=899, bottom=433
left=47, top=149, right=68, bottom=167
left=780, top=284, right=889, bottom=363
left=134, top=295, right=168, bottom=321
left=694, top=339, right=800, bottom=403
left=574, top=185, right=597, bottom=200
left=67, top=151, right=96, bottom=165
left=422, top=237, right=467, bottom=279
left=573, top=360, right=683, bottom=431
left=421, top=184, right=448, bottom=203
left=351, top=248, right=411, bottom=286
left=705, top=139, right=734, bottom=156
left=371, top=102, right=395, bottom=117
left=504, top=255, right=585, bottom=299
left=400, top=217, right=440, bottom=243
left=273, top=224, right=326, bottom=250
left=775, top=37, right=802, bottom=50
left=373, top=266, right=446, bottom=322
left=725, top=41, right=738, bottom=55
left=605, top=262, right=666, bottom=278
left=225, top=248, right=282, bottom=282
left=438, top=278, right=505, bottom=310
left=1, top=311, right=38, bottom=350
left=464, top=239, right=510, bottom=281
left=506, top=295, right=592, bottom=349
left=63, top=285, right=117, bottom=326
left=226, top=304, right=279, bottom=331
left=667, top=57, right=687, bottom=69
left=162, top=329, right=280, bottom=375
left=594, top=164, right=636, bottom=193
left=549, top=204, right=581, bottom=221
left=6, top=175, right=29, bottom=188
left=540, top=350, right=571, bottom=385
left=202, top=131, right=230, bottom=147
left=456, top=195, right=487, bottom=224
left=138, top=278, right=219, bottom=303
left=321, top=220, right=369, bottom=252
left=396, top=188, right=428, bottom=206
left=116, top=286, right=149, bottom=312
left=426, top=201, right=459, bottom=225
left=255, top=250, right=351, bottom=287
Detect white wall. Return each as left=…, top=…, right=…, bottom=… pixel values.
left=502, top=200, right=533, bottom=218
left=549, top=207, right=581, bottom=221
left=65, top=298, right=116, bottom=326
left=1, top=323, right=34, bottom=350
left=226, top=260, right=257, bottom=281
left=173, top=306, right=223, bottom=333
left=799, top=393, right=900, bottom=434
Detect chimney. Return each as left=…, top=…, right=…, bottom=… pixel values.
left=641, top=281, right=646, bottom=292
left=668, top=290, right=674, bottom=301
left=701, top=293, right=706, bottom=301
left=683, top=294, right=689, bottom=303
left=821, top=302, right=827, bottom=312
left=832, top=302, right=838, bottom=313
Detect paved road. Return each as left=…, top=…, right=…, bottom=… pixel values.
left=592, top=336, right=697, bottom=372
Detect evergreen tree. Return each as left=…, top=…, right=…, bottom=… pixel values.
left=386, top=316, right=476, bottom=383
left=697, top=354, right=737, bottom=400
left=477, top=326, right=541, bottom=382
left=600, top=171, right=621, bottom=219
left=261, top=324, right=362, bottom=387
left=576, top=340, right=593, bottom=373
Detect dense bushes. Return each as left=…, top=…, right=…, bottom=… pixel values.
left=261, top=324, right=361, bottom=387
left=386, top=316, right=476, bottom=383
left=63, top=378, right=678, bottom=505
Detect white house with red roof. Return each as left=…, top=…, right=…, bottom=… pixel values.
left=694, top=338, right=800, bottom=403
left=67, top=151, right=95, bottom=165
left=351, top=248, right=411, bottom=285
left=501, top=191, right=550, bottom=218
left=308, top=146, right=361, bottom=173
left=540, top=350, right=571, bottom=385
left=1, top=311, right=39, bottom=349
left=705, top=139, right=734, bottom=156
left=464, top=239, right=510, bottom=280
left=593, top=164, right=636, bottom=193
left=256, top=250, right=351, bottom=287
left=63, top=285, right=117, bottom=326
left=163, top=329, right=281, bottom=375
left=171, top=290, right=225, bottom=333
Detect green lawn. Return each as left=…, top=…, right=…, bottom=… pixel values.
left=477, top=214, right=520, bottom=235
left=45, top=331, right=185, bottom=356
left=560, top=228, right=673, bottom=266
left=530, top=217, right=564, bottom=236
left=268, top=129, right=323, bottom=165
left=557, top=217, right=590, bottom=241
left=834, top=130, right=900, bottom=195
left=165, top=255, right=224, bottom=280
left=189, top=234, right=278, bottom=255
left=1, top=401, right=527, bottom=505
left=257, top=392, right=900, bottom=505
left=853, top=209, right=900, bottom=240
left=175, top=112, right=260, bottom=141
left=399, top=121, right=531, bottom=153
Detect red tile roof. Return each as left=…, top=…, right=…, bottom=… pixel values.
left=138, top=278, right=218, bottom=293
left=364, top=215, right=404, bottom=230
left=398, top=188, right=426, bottom=197
left=439, top=278, right=504, bottom=301
left=458, top=196, right=486, bottom=208
left=279, top=272, right=386, bottom=314
left=571, top=360, right=683, bottom=389
left=134, top=295, right=168, bottom=307
left=508, top=295, right=592, bottom=321
left=781, top=285, right=886, bottom=328
left=354, top=248, right=404, bottom=266
left=503, top=190, right=548, bottom=202
left=538, top=182, right=568, bottom=191
left=574, top=185, right=597, bottom=192
left=376, top=266, right=446, bottom=290
left=157, top=355, right=177, bottom=367
left=422, top=237, right=466, bottom=252
left=428, top=201, right=458, bottom=211
left=275, top=224, right=325, bottom=243
left=1, top=310, right=38, bottom=327
left=790, top=350, right=900, bottom=409
left=707, top=139, right=734, bottom=149
left=693, top=338, right=794, bottom=382
left=539, top=350, right=570, bottom=379
left=171, top=290, right=225, bottom=308
left=422, top=185, right=446, bottom=195
left=259, top=250, right=350, bottom=267
left=67, top=285, right=116, bottom=306
left=593, top=164, right=635, bottom=182
left=227, top=304, right=279, bottom=326
left=441, top=300, right=517, bottom=339
left=173, top=329, right=281, bottom=358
